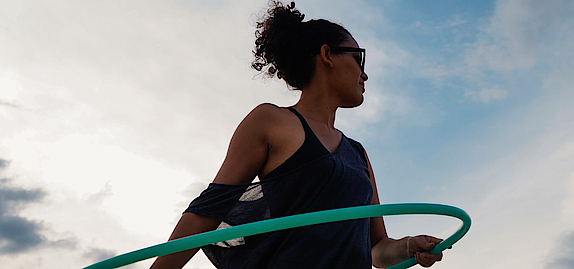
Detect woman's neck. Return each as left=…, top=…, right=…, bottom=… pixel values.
left=294, top=90, right=338, bottom=130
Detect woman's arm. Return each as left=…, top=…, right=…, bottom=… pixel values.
left=150, top=104, right=280, bottom=269
left=149, top=213, right=221, bottom=268
left=365, top=151, right=443, bottom=268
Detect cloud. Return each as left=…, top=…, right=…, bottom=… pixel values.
left=0, top=99, right=20, bottom=109
left=0, top=159, right=82, bottom=258
left=545, top=230, right=574, bottom=268
left=464, top=86, right=509, bottom=103
left=465, top=0, right=574, bottom=73
left=0, top=159, right=47, bottom=255
left=0, top=215, right=47, bottom=255
left=83, top=247, right=117, bottom=264
left=0, top=157, right=162, bottom=268
left=0, top=0, right=302, bottom=183
left=0, top=159, right=7, bottom=169
left=86, top=181, right=113, bottom=204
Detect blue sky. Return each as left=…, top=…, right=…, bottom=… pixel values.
left=1, top=0, right=573, bottom=268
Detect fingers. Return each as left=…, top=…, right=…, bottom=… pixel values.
left=426, top=236, right=443, bottom=245
left=414, top=251, right=443, bottom=267
left=414, top=236, right=439, bottom=251
left=410, top=235, right=444, bottom=267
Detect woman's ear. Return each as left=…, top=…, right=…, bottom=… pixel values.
left=319, top=44, right=334, bottom=69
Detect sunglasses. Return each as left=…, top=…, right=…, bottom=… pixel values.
left=331, top=46, right=366, bottom=73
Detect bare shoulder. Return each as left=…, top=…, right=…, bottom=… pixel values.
left=239, top=103, right=292, bottom=131
left=240, top=103, right=304, bottom=178
left=246, top=103, right=287, bottom=120
left=229, top=103, right=290, bottom=145
left=213, top=103, right=294, bottom=184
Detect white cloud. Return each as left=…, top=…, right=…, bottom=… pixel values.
left=464, top=0, right=574, bottom=73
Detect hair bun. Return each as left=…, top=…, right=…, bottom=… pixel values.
left=264, top=1, right=304, bottom=30
left=253, top=2, right=305, bottom=82
left=252, top=1, right=351, bottom=90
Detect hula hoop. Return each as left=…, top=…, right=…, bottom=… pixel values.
left=84, top=203, right=471, bottom=269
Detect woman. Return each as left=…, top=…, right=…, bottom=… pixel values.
left=151, top=1, right=443, bottom=268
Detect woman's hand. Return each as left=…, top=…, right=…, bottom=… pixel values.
left=407, top=235, right=443, bottom=267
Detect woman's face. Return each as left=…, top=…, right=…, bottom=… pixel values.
left=330, top=38, right=369, bottom=108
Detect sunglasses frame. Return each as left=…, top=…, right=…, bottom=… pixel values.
left=331, top=46, right=366, bottom=73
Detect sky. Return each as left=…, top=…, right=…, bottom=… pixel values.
left=1, top=0, right=573, bottom=268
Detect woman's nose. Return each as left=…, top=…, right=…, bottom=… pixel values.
left=361, top=72, right=368, bottom=82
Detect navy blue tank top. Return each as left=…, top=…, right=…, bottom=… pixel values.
left=185, top=107, right=373, bottom=269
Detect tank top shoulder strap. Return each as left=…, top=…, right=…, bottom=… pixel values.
left=286, top=107, right=331, bottom=154
left=286, top=107, right=314, bottom=134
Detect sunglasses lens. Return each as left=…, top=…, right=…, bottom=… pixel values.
left=358, top=52, right=364, bottom=72
left=333, top=47, right=365, bottom=72
left=355, top=56, right=362, bottom=65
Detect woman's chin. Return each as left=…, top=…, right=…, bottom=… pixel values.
left=340, top=97, right=364, bottom=108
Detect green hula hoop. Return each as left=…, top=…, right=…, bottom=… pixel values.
left=84, top=203, right=471, bottom=269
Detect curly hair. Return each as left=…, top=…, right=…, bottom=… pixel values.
left=252, top=1, right=352, bottom=90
